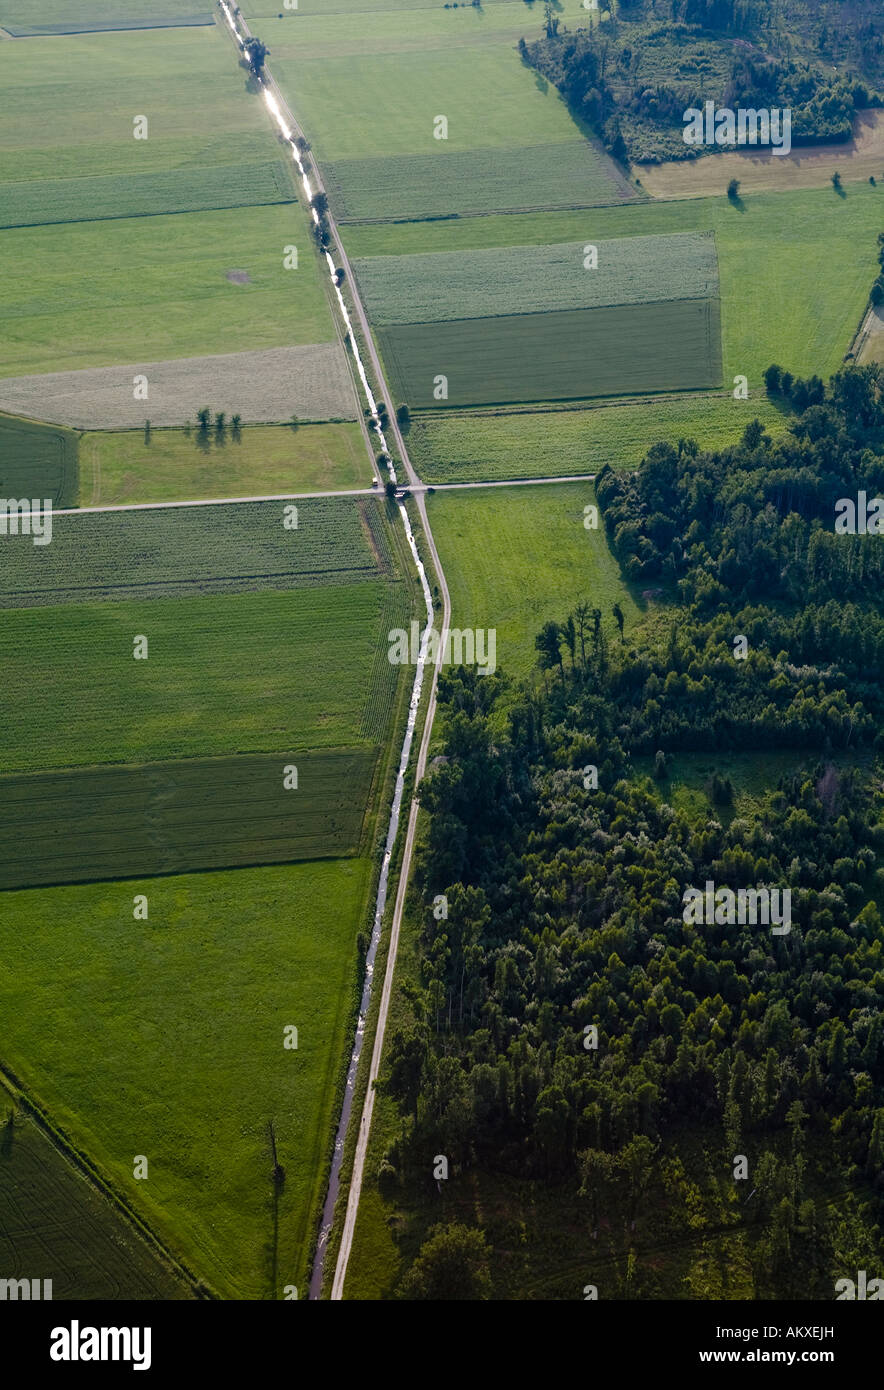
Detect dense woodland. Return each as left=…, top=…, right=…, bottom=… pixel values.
left=382, top=369, right=884, bottom=1298
left=522, top=0, right=883, bottom=163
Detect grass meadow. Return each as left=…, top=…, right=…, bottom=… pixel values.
left=0, top=204, right=334, bottom=378
left=0, top=860, right=372, bottom=1298
left=0, top=0, right=213, bottom=29
left=426, top=482, right=641, bottom=681
left=409, top=392, right=791, bottom=483
left=80, top=423, right=370, bottom=505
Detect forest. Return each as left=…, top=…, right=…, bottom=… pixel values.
left=522, top=0, right=881, bottom=163
left=379, top=367, right=884, bottom=1298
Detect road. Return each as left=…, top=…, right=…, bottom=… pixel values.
left=218, top=3, right=454, bottom=1301
left=48, top=474, right=599, bottom=519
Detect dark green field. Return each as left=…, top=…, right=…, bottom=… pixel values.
left=0, top=749, right=378, bottom=890
left=0, top=410, right=78, bottom=508
left=381, top=299, right=723, bottom=408
left=0, top=1082, right=191, bottom=1300
left=0, top=162, right=297, bottom=231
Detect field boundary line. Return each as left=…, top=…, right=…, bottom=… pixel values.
left=0, top=1060, right=209, bottom=1299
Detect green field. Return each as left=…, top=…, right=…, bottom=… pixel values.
left=427, top=482, right=641, bottom=680
left=0, top=749, right=378, bottom=889
left=0, top=861, right=371, bottom=1298
left=0, top=28, right=273, bottom=184
left=0, top=204, right=335, bottom=379
left=251, top=2, right=537, bottom=59
left=0, top=161, right=296, bottom=230
left=354, top=232, right=718, bottom=325
left=0, top=583, right=408, bottom=770
left=0, top=1081, right=191, bottom=1300
left=0, top=1, right=213, bottom=32
left=0, top=410, right=78, bottom=506
left=80, top=423, right=369, bottom=505
left=345, top=185, right=882, bottom=387
left=381, top=299, right=722, bottom=408
left=410, top=393, right=791, bottom=483
left=0, top=497, right=393, bottom=606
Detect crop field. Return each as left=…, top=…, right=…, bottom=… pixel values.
left=0, top=344, right=357, bottom=431
left=0, top=583, right=408, bottom=771
left=427, top=482, right=641, bottom=681
left=0, top=749, right=378, bottom=890
left=251, top=3, right=537, bottom=60
left=244, top=0, right=519, bottom=15
left=355, top=232, right=719, bottom=325
left=0, top=497, right=393, bottom=607
left=0, top=859, right=373, bottom=1298
left=410, top=393, right=791, bottom=484
left=0, top=1082, right=190, bottom=1300
left=381, top=299, right=723, bottom=408
left=0, top=205, right=337, bottom=380
left=0, top=410, right=78, bottom=507
left=346, top=185, right=882, bottom=388
left=322, top=140, right=635, bottom=223
left=80, top=423, right=369, bottom=505
left=0, top=161, right=297, bottom=231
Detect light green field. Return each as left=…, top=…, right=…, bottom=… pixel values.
left=252, top=4, right=537, bottom=59
left=0, top=860, right=371, bottom=1298
left=0, top=584, right=401, bottom=771
left=0, top=0, right=212, bottom=28
left=279, top=43, right=602, bottom=161
left=427, top=482, right=641, bottom=680
left=411, top=393, right=790, bottom=483
left=347, top=185, right=882, bottom=385
left=0, top=204, right=335, bottom=378
left=80, top=423, right=369, bottom=505
left=0, top=27, right=271, bottom=183
left=354, top=232, right=718, bottom=325
left=244, top=0, right=531, bottom=16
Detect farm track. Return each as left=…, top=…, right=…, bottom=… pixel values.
left=216, top=3, right=453, bottom=1301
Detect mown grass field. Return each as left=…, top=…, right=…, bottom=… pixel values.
left=0, top=497, right=392, bottom=606
left=0, top=204, right=335, bottom=378
left=345, top=185, right=882, bottom=387
left=0, top=861, right=372, bottom=1298
left=410, top=393, right=791, bottom=483
left=251, top=2, right=537, bottom=60
left=0, top=409, right=78, bottom=506
left=354, top=231, right=718, bottom=325
left=80, top=423, right=369, bottom=505
left=0, top=161, right=296, bottom=230
left=0, top=0, right=212, bottom=31
left=0, top=1081, right=190, bottom=1300
left=381, top=299, right=722, bottom=408
left=0, top=26, right=270, bottom=184
left=0, top=584, right=406, bottom=771
left=0, top=749, right=378, bottom=889
left=426, top=482, right=641, bottom=681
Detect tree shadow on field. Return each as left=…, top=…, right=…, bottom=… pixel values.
left=535, top=73, right=549, bottom=94
left=727, top=191, right=747, bottom=213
